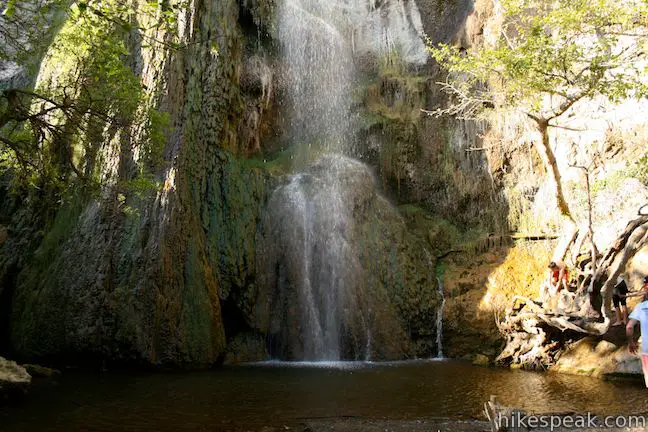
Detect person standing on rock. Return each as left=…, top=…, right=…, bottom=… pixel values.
left=626, top=276, right=648, bottom=388
left=540, top=261, right=569, bottom=312
left=612, top=276, right=630, bottom=326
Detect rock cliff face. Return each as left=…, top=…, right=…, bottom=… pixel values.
left=433, top=0, right=648, bottom=375
left=354, top=0, right=507, bottom=232
left=1, top=0, right=487, bottom=367
left=2, top=0, right=266, bottom=367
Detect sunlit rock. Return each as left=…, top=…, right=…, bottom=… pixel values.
left=0, top=356, right=31, bottom=396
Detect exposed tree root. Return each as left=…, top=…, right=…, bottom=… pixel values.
left=496, top=214, right=648, bottom=370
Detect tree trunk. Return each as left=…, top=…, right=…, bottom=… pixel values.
left=496, top=216, right=648, bottom=369
left=536, top=122, right=575, bottom=223
left=552, top=223, right=578, bottom=263
left=598, top=217, right=648, bottom=320
left=530, top=121, right=579, bottom=262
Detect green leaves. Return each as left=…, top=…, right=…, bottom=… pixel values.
left=427, top=0, right=648, bottom=121
left=2, top=0, right=16, bottom=17
left=0, top=0, right=180, bottom=196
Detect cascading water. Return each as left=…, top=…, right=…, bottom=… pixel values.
left=256, top=0, right=437, bottom=361
left=425, top=249, right=445, bottom=359
left=435, top=276, right=446, bottom=358
left=277, top=0, right=356, bottom=153
left=268, top=163, right=352, bottom=360
left=273, top=0, right=361, bottom=360
left=258, top=156, right=376, bottom=361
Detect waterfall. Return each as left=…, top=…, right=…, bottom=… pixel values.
left=435, top=276, right=446, bottom=358
left=425, top=249, right=445, bottom=359
left=277, top=0, right=356, bottom=154
left=274, top=0, right=360, bottom=361
left=258, top=0, right=433, bottom=361
left=260, top=156, right=373, bottom=361
left=273, top=165, right=351, bottom=360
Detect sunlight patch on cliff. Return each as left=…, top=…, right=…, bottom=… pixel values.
left=478, top=242, right=553, bottom=315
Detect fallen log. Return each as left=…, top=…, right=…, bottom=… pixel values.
left=510, top=234, right=559, bottom=241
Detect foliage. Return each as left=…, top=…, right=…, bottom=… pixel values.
left=121, top=173, right=161, bottom=199
left=0, top=0, right=177, bottom=208
left=0, top=0, right=185, bottom=68
left=428, top=0, right=648, bottom=231
left=239, top=147, right=293, bottom=176
left=0, top=0, right=65, bottom=74
left=378, top=47, right=407, bottom=76
left=427, top=0, right=648, bottom=121
left=628, top=151, right=648, bottom=186
left=591, top=170, right=628, bottom=195
left=140, top=108, right=170, bottom=172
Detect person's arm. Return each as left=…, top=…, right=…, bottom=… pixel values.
left=627, top=319, right=639, bottom=354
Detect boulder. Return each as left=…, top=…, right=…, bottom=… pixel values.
left=551, top=337, right=643, bottom=378
left=22, top=364, right=61, bottom=378
left=472, top=354, right=490, bottom=366
left=0, top=356, right=31, bottom=395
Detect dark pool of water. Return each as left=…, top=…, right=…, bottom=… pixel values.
left=2, top=360, right=647, bottom=431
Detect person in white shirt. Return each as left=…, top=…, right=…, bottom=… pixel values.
left=626, top=276, right=648, bottom=388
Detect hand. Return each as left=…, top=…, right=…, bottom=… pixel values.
left=628, top=340, right=639, bottom=355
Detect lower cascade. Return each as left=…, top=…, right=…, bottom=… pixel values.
left=259, top=156, right=368, bottom=361
left=256, top=156, right=441, bottom=360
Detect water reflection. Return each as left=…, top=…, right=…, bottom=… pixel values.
left=1, top=360, right=646, bottom=432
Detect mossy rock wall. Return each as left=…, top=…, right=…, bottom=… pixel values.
left=9, top=149, right=271, bottom=366
left=358, top=69, right=508, bottom=232
left=4, top=0, right=274, bottom=367
left=2, top=0, right=510, bottom=367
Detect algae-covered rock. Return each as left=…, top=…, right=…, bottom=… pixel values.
left=223, top=333, right=270, bottom=365
left=2, top=0, right=271, bottom=368
left=22, top=364, right=61, bottom=378
left=472, top=354, right=490, bottom=366
left=9, top=148, right=271, bottom=367
left=256, top=155, right=440, bottom=360
left=0, top=357, right=31, bottom=394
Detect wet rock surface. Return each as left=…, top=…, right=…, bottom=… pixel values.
left=302, top=418, right=490, bottom=432
left=22, top=364, right=60, bottom=378
left=223, top=333, right=270, bottom=365
left=257, top=155, right=441, bottom=360
left=551, top=336, right=643, bottom=379
left=0, top=356, right=31, bottom=396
